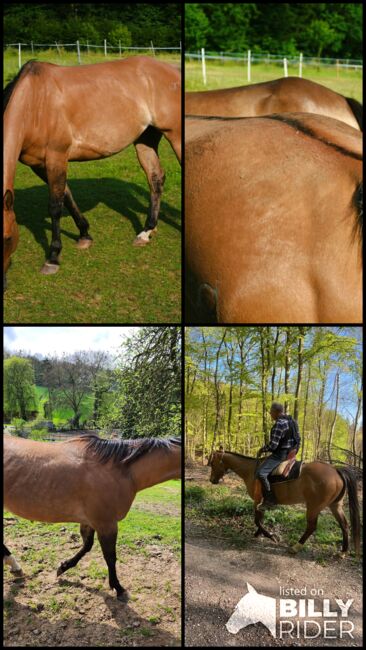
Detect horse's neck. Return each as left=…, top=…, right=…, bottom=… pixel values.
left=224, top=453, right=257, bottom=493
left=130, top=448, right=181, bottom=492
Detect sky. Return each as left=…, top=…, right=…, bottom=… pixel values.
left=4, top=326, right=139, bottom=357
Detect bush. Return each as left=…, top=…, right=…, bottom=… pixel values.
left=29, top=428, right=49, bottom=441
left=185, top=485, right=206, bottom=504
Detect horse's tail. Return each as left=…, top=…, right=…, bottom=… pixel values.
left=346, top=97, right=363, bottom=131
left=336, top=467, right=361, bottom=555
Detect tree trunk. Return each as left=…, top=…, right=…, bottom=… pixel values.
left=327, top=371, right=339, bottom=462
left=293, top=327, right=304, bottom=421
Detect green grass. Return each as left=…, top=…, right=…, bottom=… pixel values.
left=4, top=50, right=181, bottom=323
left=185, top=60, right=362, bottom=100
left=34, top=385, right=94, bottom=424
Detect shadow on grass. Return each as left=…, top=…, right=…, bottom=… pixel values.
left=13, top=177, right=181, bottom=259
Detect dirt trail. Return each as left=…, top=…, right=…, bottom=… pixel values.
left=185, top=465, right=362, bottom=647
left=4, top=500, right=181, bottom=647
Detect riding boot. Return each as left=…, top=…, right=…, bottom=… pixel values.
left=258, top=480, right=277, bottom=511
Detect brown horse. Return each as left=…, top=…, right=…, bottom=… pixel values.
left=4, top=434, right=181, bottom=601
left=185, top=112, right=362, bottom=323
left=185, top=76, right=362, bottom=129
left=208, top=450, right=360, bottom=556
left=3, top=56, right=181, bottom=287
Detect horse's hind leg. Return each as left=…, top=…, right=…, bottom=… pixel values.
left=3, top=544, right=23, bottom=576
left=97, top=525, right=127, bottom=602
left=57, top=524, right=95, bottom=577
left=133, top=127, right=165, bottom=246
left=329, top=501, right=349, bottom=556
left=31, top=166, right=93, bottom=251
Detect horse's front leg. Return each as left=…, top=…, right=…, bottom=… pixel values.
left=133, top=128, right=165, bottom=247
left=254, top=506, right=279, bottom=542
left=97, top=524, right=128, bottom=602
left=40, top=160, right=67, bottom=274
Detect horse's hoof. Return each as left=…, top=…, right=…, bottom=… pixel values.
left=117, top=590, right=129, bottom=603
left=76, top=237, right=93, bottom=250
left=289, top=542, right=303, bottom=554
left=133, top=234, right=150, bottom=247
left=56, top=564, right=66, bottom=577
left=11, top=569, right=24, bottom=577
left=40, top=262, right=59, bottom=275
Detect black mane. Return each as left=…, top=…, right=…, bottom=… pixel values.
left=83, top=434, right=180, bottom=466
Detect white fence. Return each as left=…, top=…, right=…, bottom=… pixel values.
left=186, top=48, right=363, bottom=85
left=5, top=41, right=182, bottom=68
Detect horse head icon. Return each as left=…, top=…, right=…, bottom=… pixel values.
left=226, top=582, right=276, bottom=638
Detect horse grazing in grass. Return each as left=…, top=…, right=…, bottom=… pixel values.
left=208, top=450, right=360, bottom=557
left=3, top=57, right=181, bottom=288
left=4, top=434, right=181, bottom=601
left=185, top=76, right=362, bottom=130
left=185, top=112, right=362, bottom=323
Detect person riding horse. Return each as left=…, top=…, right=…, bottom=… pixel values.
left=256, top=402, right=300, bottom=511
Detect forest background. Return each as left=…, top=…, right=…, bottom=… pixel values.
left=4, top=3, right=181, bottom=47
left=185, top=3, right=362, bottom=58
left=185, top=327, right=362, bottom=468
left=4, top=326, right=181, bottom=439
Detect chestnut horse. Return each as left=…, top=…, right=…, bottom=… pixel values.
left=208, top=450, right=360, bottom=556
left=185, top=76, right=362, bottom=130
left=3, top=57, right=181, bottom=287
left=4, top=434, right=181, bottom=601
left=185, top=113, right=362, bottom=323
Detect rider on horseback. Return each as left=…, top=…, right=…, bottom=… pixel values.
left=256, top=402, right=300, bottom=511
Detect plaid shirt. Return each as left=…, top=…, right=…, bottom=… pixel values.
left=264, top=416, right=296, bottom=452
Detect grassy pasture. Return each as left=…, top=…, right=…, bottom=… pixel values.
left=185, top=59, right=363, bottom=100
left=4, top=50, right=181, bottom=324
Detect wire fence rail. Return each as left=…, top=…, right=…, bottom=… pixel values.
left=4, top=41, right=182, bottom=68
left=186, top=48, right=363, bottom=85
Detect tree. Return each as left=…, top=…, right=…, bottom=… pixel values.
left=4, top=357, right=36, bottom=420
left=108, top=24, right=132, bottom=47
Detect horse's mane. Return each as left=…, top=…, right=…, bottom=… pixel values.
left=3, top=60, right=40, bottom=114
left=81, top=434, right=180, bottom=466
left=224, top=451, right=257, bottom=461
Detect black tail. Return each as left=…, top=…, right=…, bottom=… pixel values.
left=336, top=467, right=361, bottom=554
left=346, top=97, right=363, bottom=131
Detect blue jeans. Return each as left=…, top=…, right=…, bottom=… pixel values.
left=256, top=448, right=289, bottom=491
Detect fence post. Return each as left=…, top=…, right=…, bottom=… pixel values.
left=76, top=40, right=81, bottom=64
left=283, top=57, right=288, bottom=77
left=87, top=39, right=89, bottom=55
left=336, top=59, right=339, bottom=78
left=104, top=39, right=107, bottom=57
left=55, top=41, right=60, bottom=56
left=201, top=47, right=207, bottom=85
left=247, top=49, right=251, bottom=82
left=119, top=40, right=121, bottom=57
left=299, top=52, right=303, bottom=78
left=150, top=40, right=155, bottom=56
left=31, top=41, right=34, bottom=55
left=18, top=43, right=22, bottom=69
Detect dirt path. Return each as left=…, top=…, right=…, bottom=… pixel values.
left=185, top=465, right=362, bottom=647
left=4, top=500, right=181, bottom=647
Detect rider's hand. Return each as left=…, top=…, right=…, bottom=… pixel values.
left=257, top=446, right=266, bottom=456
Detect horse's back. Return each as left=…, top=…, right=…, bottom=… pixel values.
left=185, top=113, right=362, bottom=323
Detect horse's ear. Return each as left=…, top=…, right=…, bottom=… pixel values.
left=247, top=582, right=257, bottom=594
left=4, top=190, right=14, bottom=210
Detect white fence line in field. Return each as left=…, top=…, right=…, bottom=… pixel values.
left=4, top=42, right=182, bottom=68
left=186, top=48, right=363, bottom=85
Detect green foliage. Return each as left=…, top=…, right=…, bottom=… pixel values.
left=10, top=417, right=26, bottom=433
left=4, top=3, right=181, bottom=47
left=185, top=3, right=362, bottom=58
left=4, top=357, right=37, bottom=420
left=28, top=428, right=49, bottom=441
left=108, top=24, right=132, bottom=47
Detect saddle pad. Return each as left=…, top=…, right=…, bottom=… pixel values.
left=269, top=460, right=303, bottom=483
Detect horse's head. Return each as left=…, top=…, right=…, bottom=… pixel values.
left=208, top=448, right=227, bottom=484
left=3, top=190, right=19, bottom=290
left=226, top=583, right=276, bottom=637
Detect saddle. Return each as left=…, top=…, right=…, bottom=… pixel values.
left=268, top=450, right=303, bottom=483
